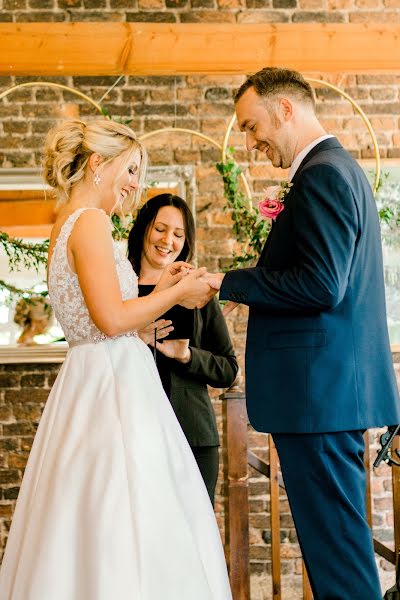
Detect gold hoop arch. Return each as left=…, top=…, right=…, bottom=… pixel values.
left=222, top=77, right=381, bottom=194
left=0, top=81, right=103, bottom=113
left=0, top=79, right=379, bottom=196
left=0, top=82, right=253, bottom=201
left=139, top=127, right=252, bottom=199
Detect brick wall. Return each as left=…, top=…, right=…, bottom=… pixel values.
left=1, top=0, right=400, bottom=24
left=0, top=363, right=59, bottom=557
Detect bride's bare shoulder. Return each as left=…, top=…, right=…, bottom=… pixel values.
left=48, top=208, right=110, bottom=262
left=69, top=209, right=112, bottom=253
left=52, top=207, right=110, bottom=243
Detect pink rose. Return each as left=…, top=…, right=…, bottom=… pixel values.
left=258, top=199, right=285, bottom=220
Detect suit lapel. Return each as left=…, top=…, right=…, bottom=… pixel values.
left=256, top=137, right=343, bottom=266
left=290, top=137, right=343, bottom=185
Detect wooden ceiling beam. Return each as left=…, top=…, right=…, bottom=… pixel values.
left=0, top=23, right=400, bottom=76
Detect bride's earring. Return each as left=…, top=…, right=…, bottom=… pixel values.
left=93, top=172, right=101, bottom=186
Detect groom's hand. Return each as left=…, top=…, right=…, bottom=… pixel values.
left=201, top=272, right=225, bottom=290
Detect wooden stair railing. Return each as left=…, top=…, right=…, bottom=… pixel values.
left=269, top=436, right=282, bottom=600
left=222, top=389, right=400, bottom=600
left=223, top=385, right=251, bottom=600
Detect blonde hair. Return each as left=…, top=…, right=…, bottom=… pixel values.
left=43, top=118, right=148, bottom=210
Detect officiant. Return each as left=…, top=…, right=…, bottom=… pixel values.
left=128, top=193, right=238, bottom=504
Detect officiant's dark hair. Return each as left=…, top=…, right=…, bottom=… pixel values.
left=128, top=193, right=195, bottom=275
left=235, top=67, right=315, bottom=110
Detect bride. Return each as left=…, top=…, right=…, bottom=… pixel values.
left=0, top=118, right=232, bottom=600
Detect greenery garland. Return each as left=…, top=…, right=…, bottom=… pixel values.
left=216, top=151, right=400, bottom=269
left=0, top=232, right=48, bottom=272
left=0, top=234, right=49, bottom=301
left=216, top=148, right=271, bottom=269
left=375, top=174, right=400, bottom=246
left=0, top=279, right=42, bottom=301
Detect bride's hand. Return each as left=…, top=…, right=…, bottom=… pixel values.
left=138, top=319, right=173, bottom=345
left=153, top=338, right=191, bottom=364
left=153, top=261, right=193, bottom=293
left=177, top=267, right=216, bottom=309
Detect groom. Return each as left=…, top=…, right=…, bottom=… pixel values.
left=210, top=67, right=400, bottom=599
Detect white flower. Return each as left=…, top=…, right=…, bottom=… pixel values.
left=263, top=181, right=293, bottom=203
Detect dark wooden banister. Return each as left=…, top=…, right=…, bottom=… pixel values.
left=247, top=450, right=285, bottom=488
left=223, top=385, right=250, bottom=600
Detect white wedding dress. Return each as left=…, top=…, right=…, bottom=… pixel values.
left=0, top=208, right=232, bottom=600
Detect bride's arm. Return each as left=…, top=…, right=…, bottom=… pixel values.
left=69, top=210, right=211, bottom=337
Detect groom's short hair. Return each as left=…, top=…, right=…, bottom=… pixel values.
left=235, top=67, right=315, bottom=110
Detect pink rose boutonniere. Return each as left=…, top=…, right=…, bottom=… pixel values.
left=258, top=181, right=293, bottom=221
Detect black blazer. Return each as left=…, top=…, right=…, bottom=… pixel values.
left=220, top=138, right=400, bottom=433
left=140, top=292, right=238, bottom=446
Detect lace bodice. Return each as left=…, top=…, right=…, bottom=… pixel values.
left=48, top=208, right=138, bottom=346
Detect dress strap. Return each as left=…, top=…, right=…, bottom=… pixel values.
left=57, top=207, right=106, bottom=247
left=48, top=207, right=107, bottom=280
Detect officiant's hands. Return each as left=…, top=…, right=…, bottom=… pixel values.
left=150, top=338, right=191, bottom=364
left=138, top=319, right=174, bottom=345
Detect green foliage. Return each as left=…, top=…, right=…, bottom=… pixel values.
left=0, top=279, right=48, bottom=303
left=375, top=173, right=400, bottom=246
left=0, top=232, right=48, bottom=273
left=216, top=148, right=270, bottom=269
left=378, top=205, right=396, bottom=225
left=0, top=233, right=49, bottom=300
left=217, top=155, right=400, bottom=268
left=111, top=214, right=135, bottom=241
left=100, top=106, right=133, bottom=127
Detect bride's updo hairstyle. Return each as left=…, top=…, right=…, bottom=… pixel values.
left=43, top=118, right=147, bottom=208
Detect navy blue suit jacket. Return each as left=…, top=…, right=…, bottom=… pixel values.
left=220, top=138, right=400, bottom=433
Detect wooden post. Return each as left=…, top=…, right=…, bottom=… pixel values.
left=302, top=561, right=313, bottom=599
left=363, top=430, right=373, bottom=527
left=269, top=435, right=281, bottom=600
left=223, top=385, right=250, bottom=600
left=392, top=436, right=400, bottom=575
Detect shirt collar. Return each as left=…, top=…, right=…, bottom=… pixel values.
left=288, top=135, right=335, bottom=182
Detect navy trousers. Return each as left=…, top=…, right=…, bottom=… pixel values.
left=272, top=430, right=382, bottom=600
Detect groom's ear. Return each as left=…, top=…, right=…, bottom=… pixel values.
left=279, top=97, right=294, bottom=122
